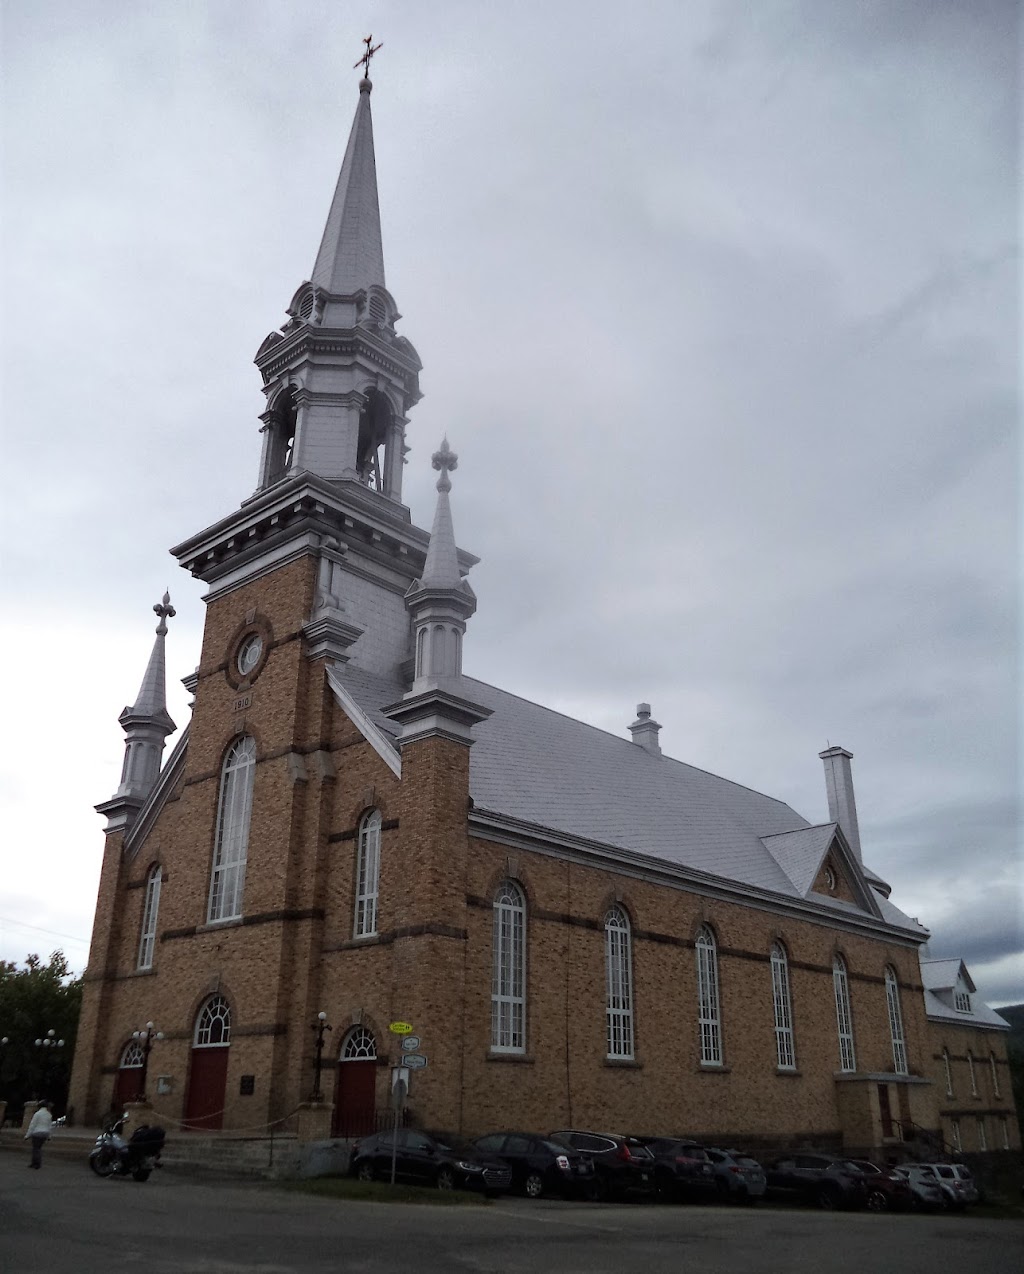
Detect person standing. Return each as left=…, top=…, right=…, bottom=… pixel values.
left=24, top=1100, right=53, bottom=1169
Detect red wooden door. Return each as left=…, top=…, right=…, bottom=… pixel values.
left=112, top=1066, right=144, bottom=1111
left=184, top=1047, right=229, bottom=1130
left=332, top=1060, right=377, bottom=1137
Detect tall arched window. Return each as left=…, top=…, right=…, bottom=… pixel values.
left=967, top=1050, right=978, bottom=1096
left=137, top=864, right=162, bottom=970
left=354, top=809, right=382, bottom=937
left=696, top=926, right=722, bottom=1065
left=990, top=1051, right=1001, bottom=1098
left=943, top=1048, right=954, bottom=1097
left=208, top=736, right=256, bottom=922
left=884, top=967, right=908, bottom=1075
left=770, top=941, right=796, bottom=1070
left=832, top=955, right=856, bottom=1072
left=194, top=995, right=231, bottom=1047
left=491, top=880, right=526, bottom=1053
left=605, top=906, right=634, bottom=1059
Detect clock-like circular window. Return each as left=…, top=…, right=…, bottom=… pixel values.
left=237, top=634, right=264, bottom=678
left=824, top=865, right=837, bottom=892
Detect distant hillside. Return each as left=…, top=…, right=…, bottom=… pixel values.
left=995, top=1003, right=1024, bottom=1047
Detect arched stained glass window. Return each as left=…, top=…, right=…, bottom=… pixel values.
left=354, top=809, right=382, bottom=937
left=605, top=906, right=634, bottom=1060
left=832, top=955, right=856, bottom=1072
left=208, top=736, right=256, bottom=922
left=194, top=995, right=231, bottom=1048
left=770, top=942, right=796, bottom=1070
left=491, top=880, right=526, bottom=1053
left=696, top=926, right=722, bottom=1066
left=884, top=967, right=908, bottom=1075
left=138, top=864, right=162, bottom=970
left=341, top=1026, right=377, bottom=1060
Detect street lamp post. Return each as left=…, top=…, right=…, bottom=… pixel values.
left=130, top=1023, right=164, bottom=1101
left=33, top=1029, right=65, bottom=1097
left=310, top=1012, right=332, bottom=1101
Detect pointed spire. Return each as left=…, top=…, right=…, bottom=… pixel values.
left=311, top=78, right=386, bottom=296
left=124, top=592, right=176, bottom=728
left=420, top=439, right=463, bottom=588
left=101, top=593, right=178, bottom=824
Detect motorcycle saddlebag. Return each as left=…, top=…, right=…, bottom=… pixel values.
left=129, top=1125, right=166, bottom=1152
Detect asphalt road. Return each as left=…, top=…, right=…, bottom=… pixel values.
left=0, top=1154, right=1019, bottom=1274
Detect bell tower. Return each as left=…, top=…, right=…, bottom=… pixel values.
left=171, top=67, right=474, bottom=682
left=253, top=74, right=420, bottom=503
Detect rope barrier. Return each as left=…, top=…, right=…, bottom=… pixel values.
left=119, top=1102, right=309, bottom=1136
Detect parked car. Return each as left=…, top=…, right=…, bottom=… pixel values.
left=472, top=1132, right=595, bottom=1198
left=764, top=1153, right=867, bottom=1210
left=893, top=1165, right=948, bottom=1211
left=908, top=1163, right=979, bottom=1208
left=350, top=1128, right=512, bottom=1195
left=847, top=1160, right=913, bottom=1212
left=630, top=1137, right=715, bottom=1202
left=549, top=1130, right=656, bottom=1200
left=703, top=1148, right=768, bottom=1204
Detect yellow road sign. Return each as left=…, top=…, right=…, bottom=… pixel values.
left=388, top=1021, right=413, bottom=1035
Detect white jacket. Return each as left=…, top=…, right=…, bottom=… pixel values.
left=24, top=1108, right=53, bottom=1139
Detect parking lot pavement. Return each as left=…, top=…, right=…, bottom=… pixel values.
left=0, top=1153, right=1020, bottom=1274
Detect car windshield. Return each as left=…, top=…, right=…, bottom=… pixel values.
left=426, top=1132, right=476, bottom=1154
left=934, top=1167, right=955, bottom=1178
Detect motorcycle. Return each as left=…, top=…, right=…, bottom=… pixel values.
left=89, top=1112, right=166, bottom=1182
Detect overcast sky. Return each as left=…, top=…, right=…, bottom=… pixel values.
left=2, top=1, right=1020, bottom=1007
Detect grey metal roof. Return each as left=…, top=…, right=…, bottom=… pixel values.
left=919, top=956, right=1006, bottom=1030
left=333, top=667, right=923, bottom=928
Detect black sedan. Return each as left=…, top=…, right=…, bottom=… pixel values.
left=350, top=1128, right=512, bottom=1195
left=473, top=1132, right=595, bottom=1198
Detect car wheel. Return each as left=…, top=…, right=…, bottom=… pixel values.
left=436, top=1167, right=456, bottom=1191
left=524, top=1172, right=545, bottom=1199
left=866, top=1189, right=888, bottom=1213
left=356, top=1161, right=375, bottom=1183
left=816, top=1188, right=837, bottom=1211
left=131, top=1168, right=151, bottom=1183
left=715, top=1178, right=731, bottom=1202
left=734, top=1186, right=749, bottom=1206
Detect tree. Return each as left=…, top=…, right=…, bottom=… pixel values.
left=0, top=951, right=82, bottom=1116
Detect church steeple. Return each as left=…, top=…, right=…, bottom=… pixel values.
left=97, top=594, right=177, bottom=830
left=310, top=77, right=385, bottom=298
left=253, top=68, right=422, bottom=502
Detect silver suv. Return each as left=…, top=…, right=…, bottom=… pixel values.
left=909, top=1163, right=978, bottom=1207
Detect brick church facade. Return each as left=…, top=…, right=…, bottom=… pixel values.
left=69, top=75, right=1019, bottom=1159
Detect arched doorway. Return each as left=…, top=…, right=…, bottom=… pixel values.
left=332, top=1026, right=377, bottom=1137
left=184, top=995, right=231, bottom=1131
left=111, top=1040, right=145, bottom=1110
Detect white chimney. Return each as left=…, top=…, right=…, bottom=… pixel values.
left=629, top=703, right=662, bottom=755
left=819, top=745, right=862, bottom=863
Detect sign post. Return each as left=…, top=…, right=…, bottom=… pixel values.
left=387, top=1023, right=414, bottom=1187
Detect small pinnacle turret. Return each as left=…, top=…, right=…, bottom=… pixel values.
left=97, top=593, right=177, bottom=830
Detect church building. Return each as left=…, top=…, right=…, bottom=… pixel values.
left=69, top=70, right=1018, bottom=1161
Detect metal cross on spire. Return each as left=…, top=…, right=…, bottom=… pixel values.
left=153, top=590, right=176, bottom=636
left=431, top=438, right=458, bottom=493
left=354, top=34, right=383, bottom=79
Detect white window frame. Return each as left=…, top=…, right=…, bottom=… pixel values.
left=696, top=926, right=722, bottom=1066
left=120, top=1040, right=145, bottom=1068
left=353, top=809, right=382, bottom=938
left=951, top=1117, right=962, bottom=1151
left=990, top=1051, right=1000, bottom=1098
left=137, top=864, right=162, bottom=970
left=943, top=1047, right=954, bottom=1097
left=976, top=1117, right=987, bottom=1151
left=954, top=988, right=971, bottom=1012
left=207, top=736, right=256, bottom=923
left=194, top=995, right=231, bottom=1048
left=491, top=881, right=526, bottom=1053
left=770, top=941, right=796, bottom=1070
left=341, top=1026, right=376, bottom=1060
left=967, top=1050, right=978, bottom=1096
left=832, top=955, right=856, bottom=1072
left=604, top=906, right=634, bottom=1060
left=884, top=967, right=908, bottom=1075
